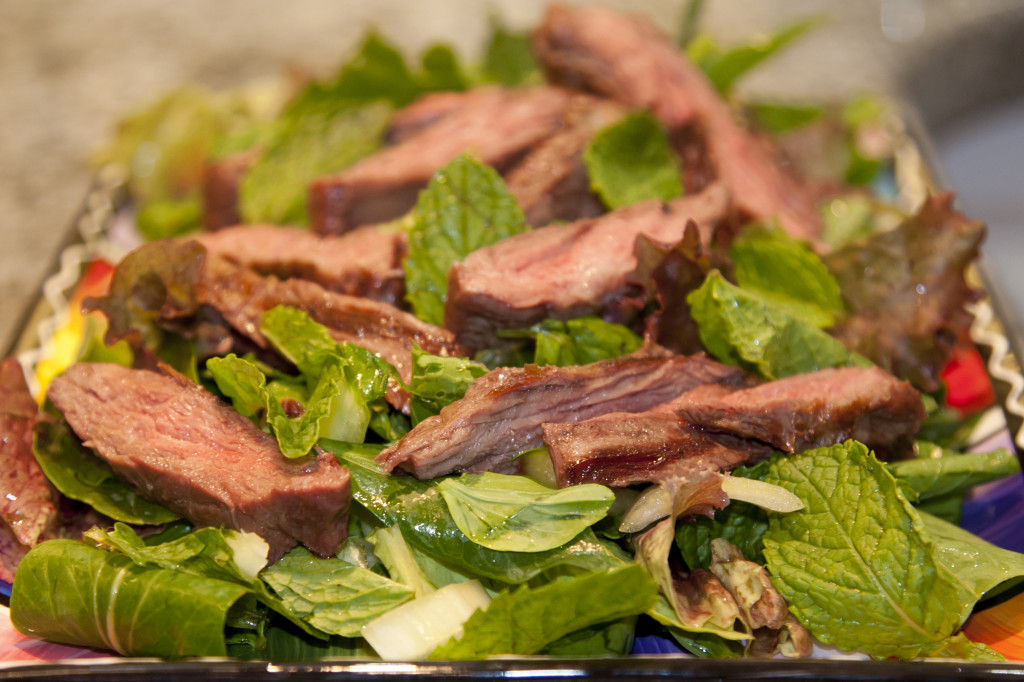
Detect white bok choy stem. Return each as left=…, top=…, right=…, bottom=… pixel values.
left=361, top=580, right=491, bottom=660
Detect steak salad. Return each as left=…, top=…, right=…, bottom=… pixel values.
left=4, top=3, right=1024, bottom=664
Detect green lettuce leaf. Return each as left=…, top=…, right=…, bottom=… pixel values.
left=761, top=441, right=994, bottom=659
left=921, top=512, right=1024, bottom=605
left=749, top=102, right=826, bottom=135
left=261, top=546, right=414, bottom=637
left=33, top=402, right=178, bottom=525
left=688, top=270, right=868, bottom=379
left=11, top=540, right=249, bottom=658
left=584, top=111, right=683, bottom=210
left=437, top=472, right=614, bottom=552
left=404, top=154, right=529, bottom=325
left=541, top=617, right=636, bottom=656
left=407, top=348, right=489, bottom=424
left=529, top=317, right=643, bottom=367
left=888, top=445, right=1020, bottom=501
left=333, top=443, right=627, bottom=584
left=428, top=564, right=657, bottom=659
left=686, top=18, right=820, bottom=94
left=239, top=102, right=392, bottom=225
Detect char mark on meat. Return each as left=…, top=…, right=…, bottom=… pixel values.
left=505, top=94, right=625, bottom=226
left=445, top=184, right=729, bottom=352
left=201, top=148, right=262, bottom=231
left=674, top=366, right=925, bottom=459
left=197, top=254, right=465, bottom=412
left=533, top=4, right=822, bottom=244
left=543, top=388, right=772, bottom=489
left=376, top=350, right=746, bottom=479
left=47, top=363, right=351, bottom=561
left=0, top=357, right=58, bottom=548
left=309, top=86, right=577, bottom=235
left=194, top=223, right=407, bottom=306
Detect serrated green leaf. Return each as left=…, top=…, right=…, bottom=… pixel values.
left=584, top=111, right=683, bottom=210
left=407, top=348, right=488, bottom=424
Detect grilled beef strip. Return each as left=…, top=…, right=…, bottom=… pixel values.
left=0, top=358, right=58, bottom=548
left=193, top=223, right=407, bottom=306
left=376, top=350, right=745, bottom=479
left=47, top=362, right=351, bottom=561
left=197, top=254, right=465, bottom=412
left=445, top=183, right=730, bottom=352
left=542, top=394, right=772, bottom=489
left=534, top=4, right=822, bottom=244
left=674, top=366, right=925, bottom=459
left=385, top=90, right=470, bottom=144
left=309, top=85, right=577, bottom=235
left=201, top=148, right=263, bottom=231
left=504, top=94, right=625, bottom=226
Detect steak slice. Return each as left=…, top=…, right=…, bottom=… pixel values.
left=376, top=350, right=745, bottom=479
left=0, top=357, right=58, bottom=547
left=47, top=363, right=351, bottom=561
left=534, top=5, right=822, bottom=244
left=505, top=94, right=625, bottom=226
left=309, top=86, right=576, bottom=235
left=445, top=184, right=730, bottom=351
left=386, top=90, right=470, bottom=144
left=202, top=148, right=262, bottom=231
left=197, top=254, right=465, bottom=411
left=543, top=395, right=771, bottom=489
left=193, top=223, right=407, bottom=306
left=674, top=366, right=925, bottom=458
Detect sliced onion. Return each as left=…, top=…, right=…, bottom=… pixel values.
left=619, top=484, right=673, bottom=533
left=224, top=530, right=269, bottom=582
left=361, top=580, right=491, bottom=660
left=721, top=476, right=803, bottom=513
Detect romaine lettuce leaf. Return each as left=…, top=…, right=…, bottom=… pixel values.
left=334, top=443, right=627, bottom=584
left=761, top=441, right=1002, bottom=660
left=428, top=564, right=657, bottom=659
left=11, top=540, right=250, bottom=658
left=437, top=472, right=614, bottom=552
left=261, top=546, right=414, bottom=637
left=33, top=402, right=178, bottom=525
left=404, top=154, right=529, bottom=325
left=584, top=111, right=683, bottom=210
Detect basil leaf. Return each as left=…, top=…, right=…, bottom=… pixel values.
left=404, top=154, right=529, bottom=325
left=32, top=402, right=178, bottom=525
left=921, top=512, right=1024, bottom=605
left=261, top=546, right=414, bottom=637
left=11, top=540, right=248, bottom=658
left=437, top=472, right=614, bottom=552
left=334, top=444, right=626, bottom=584
left=429, top=565, right=657, bottom=659
left=584, top=111, right=683, bottom=210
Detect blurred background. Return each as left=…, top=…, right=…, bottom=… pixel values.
left=1, top=0, right=1022, bottom=353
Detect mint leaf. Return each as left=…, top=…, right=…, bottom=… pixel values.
left=529, top=317, right=642, bottom=367
left=686, top=18, right=820, bottom=94
left=419, top=44, right=470, bottom=92
left=404, top=154, right=529, bottom=325
left=688, top=270, right=867, bottom=379
left=749, top=102, right=825, bottom=135
left=429, top=565, right=657, bottom=659
left=729, top=229, right=844, bottom=328
left=437, top=472, right=614, bottom=552
left=482, top=17, right=540, bottom=87
left=584, top=111, right=683, bottom=210
left=761, top=441, right=970, bottom=659
left=407, top=348, right=489, bottom=424
left=328, top=32, right=423, bottom=107
left=261, top=546, right=414, bottom=638
left=888, top=445, right=1020, bottom=501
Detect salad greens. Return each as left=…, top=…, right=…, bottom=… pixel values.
left=9, top=7, right=1023, bottom=668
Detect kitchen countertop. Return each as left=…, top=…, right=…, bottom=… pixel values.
left=1, top=0, right=1020, bottom=353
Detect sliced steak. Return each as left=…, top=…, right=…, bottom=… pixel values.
left=505, top=94, right=625, bottom=226
left=543, top=397, right=771, bottom=489
left=193, top=223, right=407, bottom=306
left=310, top=86, right=576, bottom=235
left=47, top=362, right=351, bottom=561
left=376, top=350, right=745, bottom=479
left=446, top=184, right=730, bottom=351
left=386, top=90, right=470, bottom=144
left=0, top=357, right=58, bottom=547
left=534, top=5, right=822, bottom=244
left=202, top=148, right=262, bottom=231
left=674, top=366, right=925, bottom=458
left=197, top=254, right=465, bottom=411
